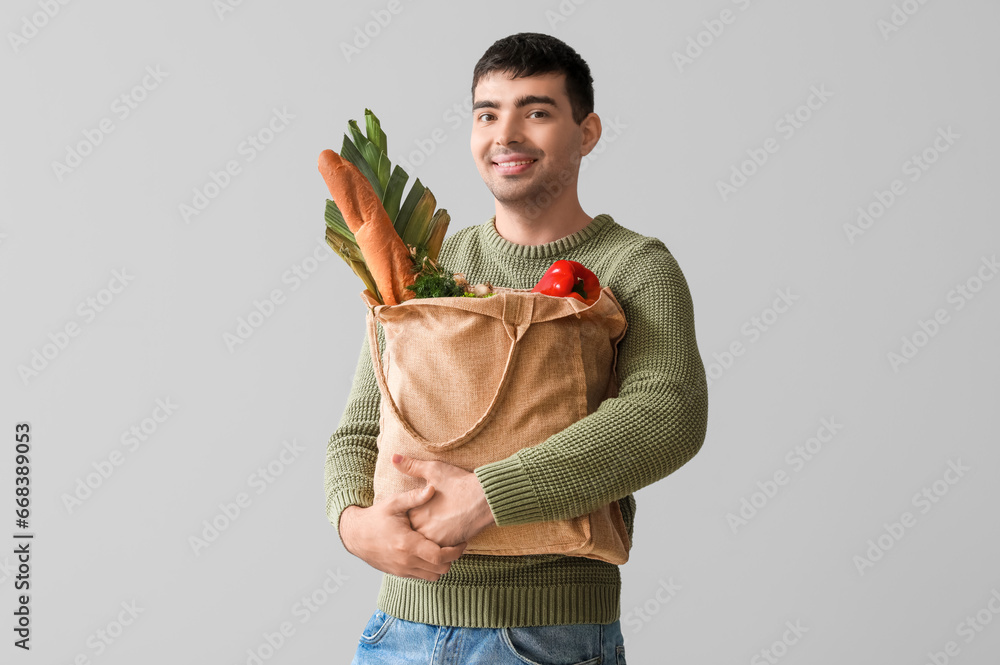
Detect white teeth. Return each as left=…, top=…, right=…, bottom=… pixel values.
left=496, top=160, right=535, bottom=167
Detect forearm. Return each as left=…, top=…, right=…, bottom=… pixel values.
left=475, top=376, right=708, bottom=526
left=338, top=504, right=365, bottom=556
left=325, top=427, right=376, bottom=548
left=325, top=326, right=383, bottom=548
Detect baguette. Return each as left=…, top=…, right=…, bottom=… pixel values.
left=318, top=149, right=416, bottom=305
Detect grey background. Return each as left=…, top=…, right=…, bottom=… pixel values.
left=2, top=0, right=999, bottom=663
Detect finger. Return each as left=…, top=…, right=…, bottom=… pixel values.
left=408, top=483, right=437, bottom=509
left=408, top=556, right=454, bottom=580
left=442, top=543, right=467, bottom=562
left=392, top=487, right=432, bottom=523
left=408, top=540, right=455, bottom=576
left=391, top=484, right=434, bottom=512
left=403, top=563, right=451, bottom=583
left=413, top=537, right=469, bottom=568
left=403, top=541, right=468, bottom=580
left=391, top=453, right=429, bottom=481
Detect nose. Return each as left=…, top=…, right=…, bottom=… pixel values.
left=493, top=113, right=523, bottom=146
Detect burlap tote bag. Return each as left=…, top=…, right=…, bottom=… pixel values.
left=361, top=284, right=632, bottom=565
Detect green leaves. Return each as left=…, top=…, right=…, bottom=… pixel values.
left=382, top=165, right=408, bottom=223
left=364, top=108, right=387, bottom=154
left=339, top=132, right=383, bottom=200
left=323, top=108, right=452, bottom=298
left=404, top=246, right=465, bottom=299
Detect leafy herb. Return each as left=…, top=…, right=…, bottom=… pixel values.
left=404, top=246, right=495, bottom=299
left=405, top=246, right=465, bottom=298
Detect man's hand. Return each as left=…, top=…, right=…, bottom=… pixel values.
left=391, top=453, right=497, bottom=547
left=340, top=485, right=468, bottom=582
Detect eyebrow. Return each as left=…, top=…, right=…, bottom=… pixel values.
left=472, top=94, right=559, bottom=111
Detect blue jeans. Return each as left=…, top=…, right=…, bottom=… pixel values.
left=350, top=608, right=627, bottom=664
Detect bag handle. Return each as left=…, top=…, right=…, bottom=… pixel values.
left=366, top=293, right=532, bottom=451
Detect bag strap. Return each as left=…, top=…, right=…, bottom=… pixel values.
left=366, top=293, right=532, bottom=451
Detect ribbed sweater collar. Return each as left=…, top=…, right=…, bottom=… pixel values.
left=480, top=213, right=615, bottom=259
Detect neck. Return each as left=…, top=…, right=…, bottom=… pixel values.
left=492, top=196, right=593, bottom=246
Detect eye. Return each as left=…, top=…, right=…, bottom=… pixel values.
left=477, top=112, right=495, bottom=122
left=529, top=110, right=548, bottom=118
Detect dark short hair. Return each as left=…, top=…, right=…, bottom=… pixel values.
left=471, top=32, right=594, bottom=125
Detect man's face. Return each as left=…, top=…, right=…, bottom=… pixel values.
left=470, top=70, right=592, bottom=215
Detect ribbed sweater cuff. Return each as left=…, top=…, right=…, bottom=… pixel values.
left=474, top=455, right=544, bottom=526
left=327, top=489, right=374, bottom=550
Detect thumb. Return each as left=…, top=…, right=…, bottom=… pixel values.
left=396, top=483, right=434, bottom=510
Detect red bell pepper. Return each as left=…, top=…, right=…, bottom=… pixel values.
left=565, top=260, right=600, bottom=304
left=531, top=260, right=601, bottom=305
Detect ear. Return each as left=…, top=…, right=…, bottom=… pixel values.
left=579, top=112, right=603, bottom=158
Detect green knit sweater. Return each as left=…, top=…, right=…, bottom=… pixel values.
left=324, top=213, right=709, bottom=628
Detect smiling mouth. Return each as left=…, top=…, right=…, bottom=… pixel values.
left=493, top=158, right=537, bottom=167
left=492, top=158, right=538, bottom=174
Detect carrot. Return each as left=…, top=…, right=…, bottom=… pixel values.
left=317, top=149, right=416, bottom=305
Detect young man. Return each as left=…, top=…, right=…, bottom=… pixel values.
left=326, top=32, right=709, bottom=663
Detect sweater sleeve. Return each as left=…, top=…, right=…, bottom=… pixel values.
left=473, top=238, right=709, bottom=527
left=324, top=324, right=384, bottom=549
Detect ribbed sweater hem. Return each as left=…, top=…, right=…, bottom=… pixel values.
left=376, top=571, right=621, bottom=628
